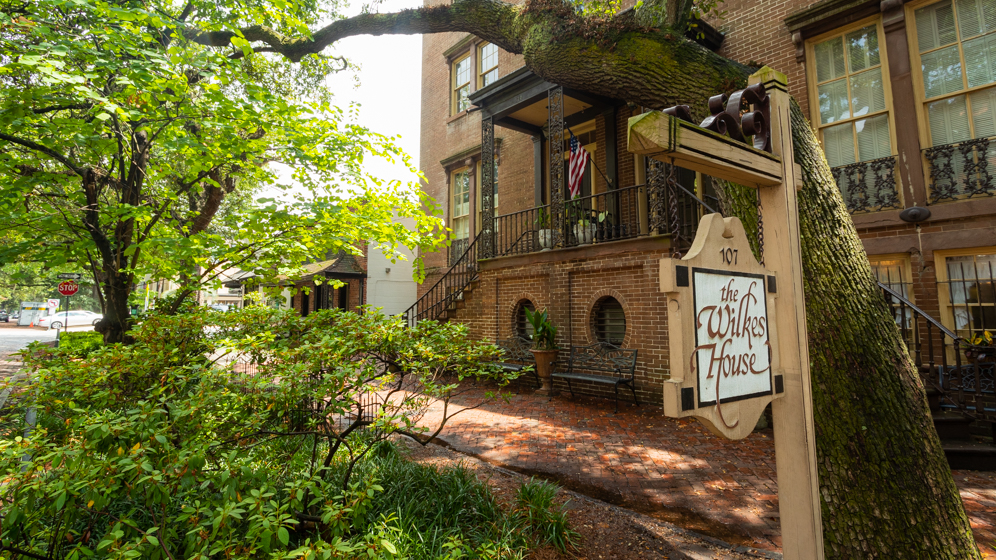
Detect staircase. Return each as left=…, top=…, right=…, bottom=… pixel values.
left=403, top=230, right=538, bottom=327
left=880, top=282, right=996, bottom=470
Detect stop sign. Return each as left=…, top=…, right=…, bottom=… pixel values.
left=58, top=280, right=79, bottom=296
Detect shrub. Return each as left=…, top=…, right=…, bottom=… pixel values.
left=0, top=307, right=519, bottom=559
left=56, top=331, right=103, bottom=358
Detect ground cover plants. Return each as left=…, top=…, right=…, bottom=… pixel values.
left=0, top=307, right=572, bottom=559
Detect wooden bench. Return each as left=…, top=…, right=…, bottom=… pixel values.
left=552, top=342, right=639, bottom=413
left=495, top=336, right=539, bottom=387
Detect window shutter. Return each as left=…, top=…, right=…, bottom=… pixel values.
left=845, top=26, right=880, bottom=72
left=971, top=87, right=996, bottom=137
left=958, top=0, right=984, bottom=38
left=815, top=38, right=846, bottom=83
left=594, top=298, right=626, bottom=345
left=818, top=79, right=851, bottom=124
left=928, top=95, right=971, bottom=145
left=918, top=2, right=958, bottom=52
left=851, top=68, right=886, bottom=116
left=856, top=114, right=892, bottom=161
left=922, top=45, right=964, bottom=98
left=824, top=122, right=857, bottom=167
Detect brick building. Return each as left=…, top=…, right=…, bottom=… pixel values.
left=413, top=0, right=996, bottom=410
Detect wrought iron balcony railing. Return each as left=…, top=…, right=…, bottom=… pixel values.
left=829, top=155, right=902, bottom=214
left=925, top=137, right=996, bottom=204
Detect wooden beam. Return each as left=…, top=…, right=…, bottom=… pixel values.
left=627, top=111, right=783, bottom=187
left=496, top=116, right=543, bottom=136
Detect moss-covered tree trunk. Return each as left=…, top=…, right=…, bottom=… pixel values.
left=195, top=1, right=982, bottom=555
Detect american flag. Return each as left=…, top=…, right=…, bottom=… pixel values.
left=568, top=132, right=589, bottom=200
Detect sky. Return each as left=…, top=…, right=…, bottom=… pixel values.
left=326, top=0, right=425, bottom=187
left=268, top=0, right=425, bottom=198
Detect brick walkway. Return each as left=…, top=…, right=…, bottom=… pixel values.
left=413, top=383, right=996, bottom=556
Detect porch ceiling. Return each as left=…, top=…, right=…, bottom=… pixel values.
left=469, top=67, right=616, bottom=135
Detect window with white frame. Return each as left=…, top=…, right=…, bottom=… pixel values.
left=479, top=43, right=499, bottom=87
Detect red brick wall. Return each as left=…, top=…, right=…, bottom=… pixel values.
left=446, top=240, right=675, bottom=405
left=713, top=0, right=811, bottom=120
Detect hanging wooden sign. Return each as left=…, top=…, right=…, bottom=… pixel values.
left=631, top=68, right=825, bottom=559
left=660, top=213, right=783, bottom=440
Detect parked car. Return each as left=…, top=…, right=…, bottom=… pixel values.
left=0, top=310, right=8, bottom=322
left=37, top=310, right=103, bottom=329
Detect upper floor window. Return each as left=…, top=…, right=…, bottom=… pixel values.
left=479, top=43, right=499, bottom=87
left=913, top=0, right=996, bottom=146
left=452, top=54, right=472, bottom=115
left=810, top=22, right=894, bottom=168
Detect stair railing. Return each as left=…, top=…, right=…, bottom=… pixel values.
left=402, top=236, right=481, bottom=328
left=878, top=282, right=981, bottom=420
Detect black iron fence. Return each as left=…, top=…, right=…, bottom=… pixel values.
left=829, top=155, right=902, bottom=213
left=925, top=137, right=996, bottom=203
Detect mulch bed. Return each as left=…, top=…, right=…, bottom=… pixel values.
left=397, top=436, right=779, bottom=560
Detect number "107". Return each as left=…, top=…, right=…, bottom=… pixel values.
left=720, top=248, right=738, bottom=265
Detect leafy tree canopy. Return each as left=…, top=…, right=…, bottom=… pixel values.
left=0, top=0, right=446, bottom=342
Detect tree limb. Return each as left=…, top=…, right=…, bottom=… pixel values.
left=0, top=133, right=85, bottom=176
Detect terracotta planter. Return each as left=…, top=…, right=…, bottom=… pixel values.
left=529, top=348, right=559, bottom=395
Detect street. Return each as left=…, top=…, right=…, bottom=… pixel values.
left=0, top=323, right=94, bottom=359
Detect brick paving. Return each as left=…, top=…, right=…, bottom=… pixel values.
left=413, top=383, right=996, bottom=556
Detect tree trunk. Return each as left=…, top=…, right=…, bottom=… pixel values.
left=187, top=3, right=981, bottom=554
left=94, top=268, right=134, bottom=345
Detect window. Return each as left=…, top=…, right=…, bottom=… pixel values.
left=451, top=168, right=471, bottom=242
left=479, top=43, right=499, bottom=87
left=451, top=54, right=472, bottom=115
left=515, top=300, right=535, bottom=339
left=869, top=255, right=915, bottom=335
left=912, top=0, right=996, bottom=146
left=592, top=297, right=626, bottom=345
left=810, top=22, right=894, bottom=168
left=937, top=250, right=996, bottom=339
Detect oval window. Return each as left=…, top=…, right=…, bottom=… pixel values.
left=593, top=297, right=625, bottom=345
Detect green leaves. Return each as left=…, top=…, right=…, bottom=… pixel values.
left=0, top=0, right=446, bottom=324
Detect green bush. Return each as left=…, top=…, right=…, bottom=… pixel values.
left=57, top=331, right=103, bottom=358
left=516, top=478, right=581, bottom=552
left=0, top=307, right=524, bottom=560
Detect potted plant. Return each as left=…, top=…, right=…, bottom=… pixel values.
left=964, top=330, right=995, bottom=361
left=573, top=216, right=597, bottom=245
left=525, top=307, right=559, bottom=395
left=535, top=208, right=555, bottom=250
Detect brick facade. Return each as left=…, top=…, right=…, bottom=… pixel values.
left=417, top=0, right=996, bottom=408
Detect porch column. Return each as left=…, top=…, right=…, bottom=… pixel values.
left=480, top=116, right=496, bottom=258
left=549, top=86, right=565, bottom=246
left=533, top=135, right=544, bottom=206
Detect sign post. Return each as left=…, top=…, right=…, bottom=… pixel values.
left=57, top=281, right=79, bottom=341
left=628, top=67, right=824, bottom=559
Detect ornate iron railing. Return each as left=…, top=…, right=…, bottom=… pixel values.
left=401, top=234, right=480, bottom=328
left=561, top=184, right=646, bottom=248
left=924, top=137, right=996, bottom=203
left=877, top=282, right=996, bottom=429
left=830, top=155, right=902, bottom=213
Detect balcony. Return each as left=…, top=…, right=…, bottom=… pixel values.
left=489, top=176, right=716, bottom=259
left=829, top=155, right=902, bottom=214
left=925, top=137, right=996, bottom=204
